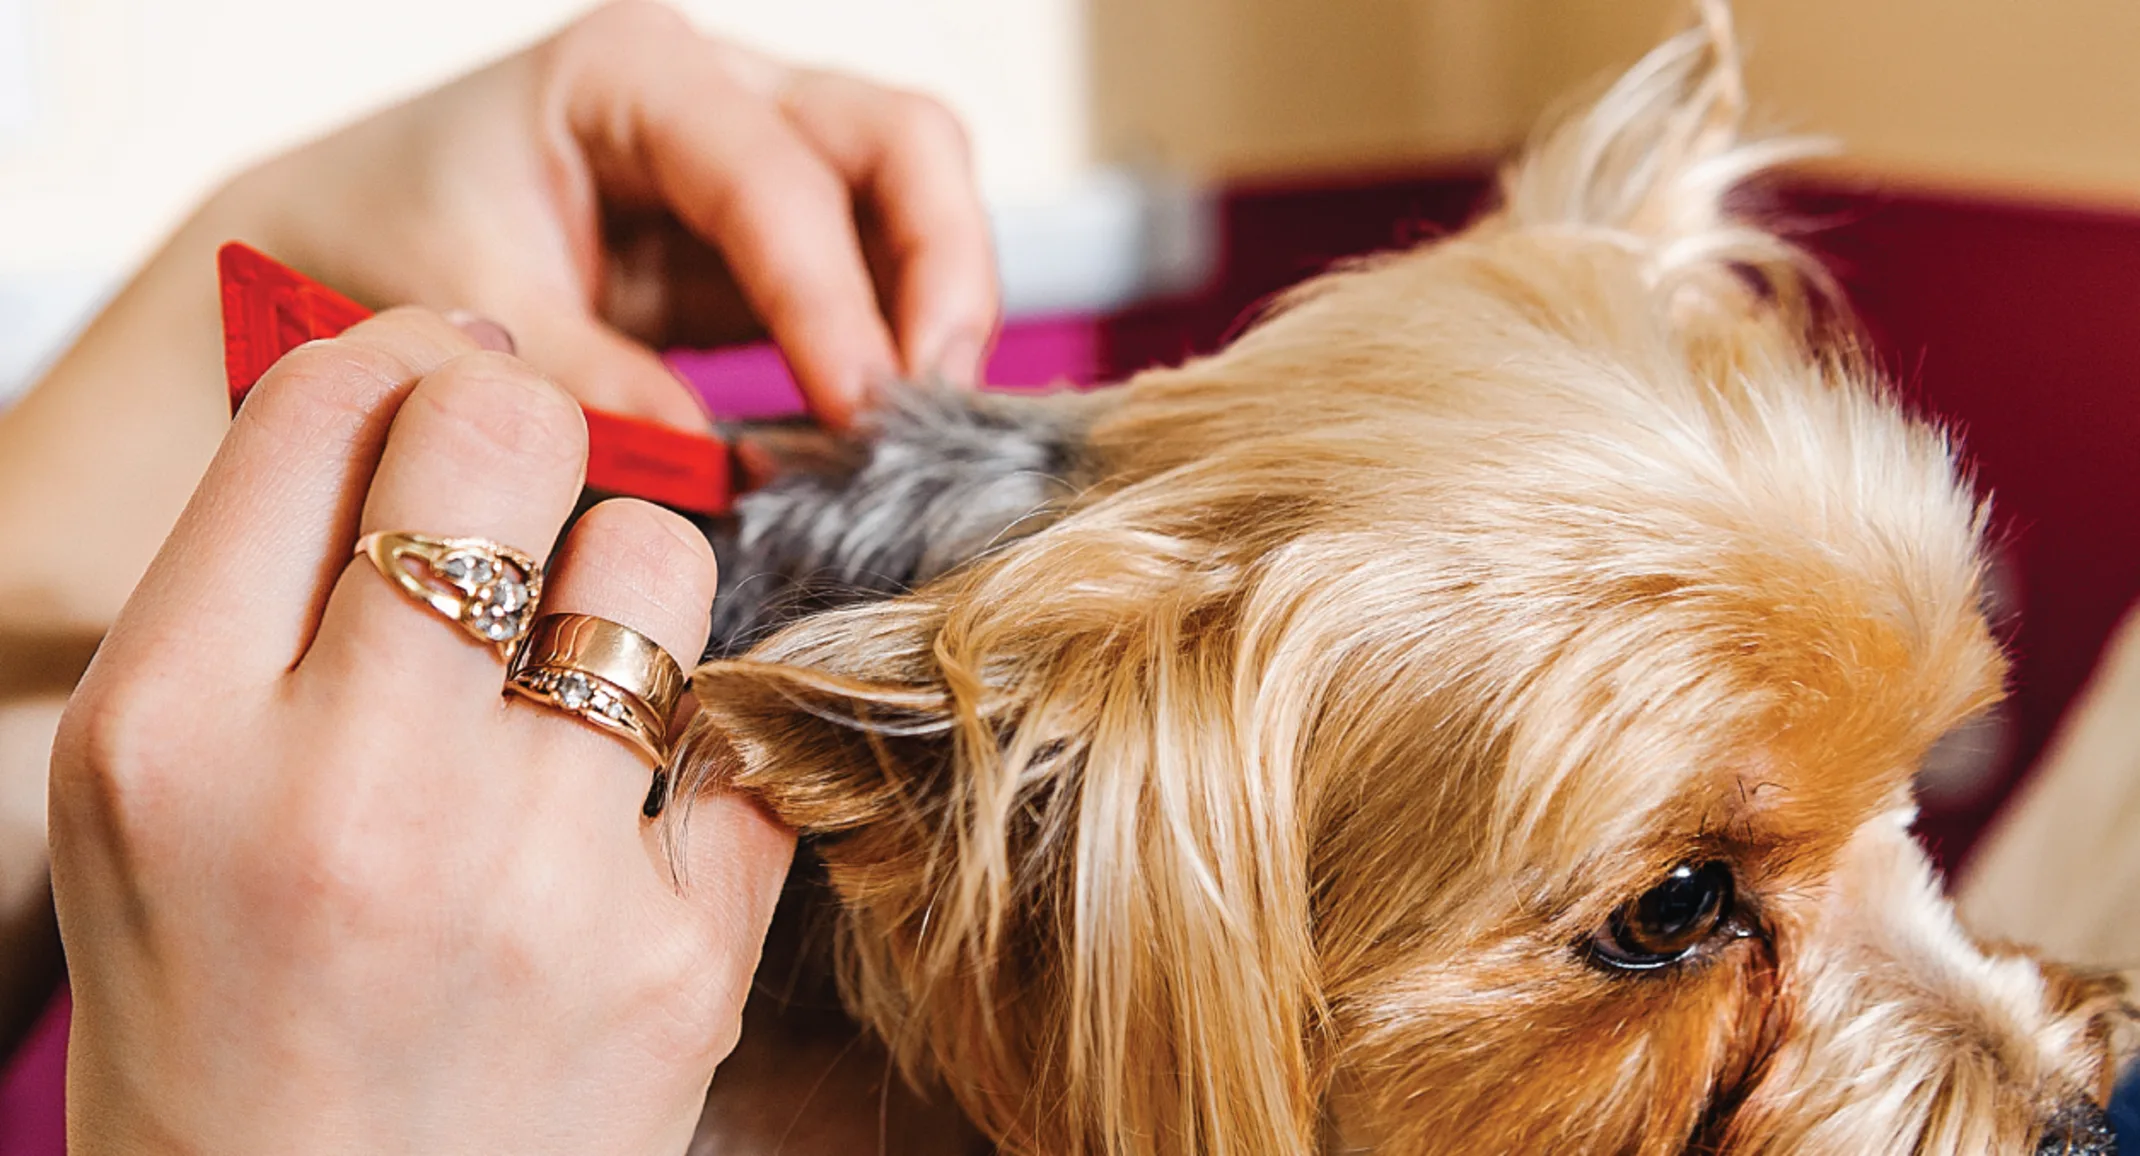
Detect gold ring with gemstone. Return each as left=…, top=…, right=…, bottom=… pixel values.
left=504, top=613, right=686, bottom=768
left=356, top=531, right=542, bottom=656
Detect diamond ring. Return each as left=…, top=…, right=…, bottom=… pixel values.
left=356, top=531, right=542, bottom=656
left=504, top=613, right=686, bottom=768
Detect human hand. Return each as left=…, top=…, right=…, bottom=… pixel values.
left=4, top=0, right=995, bottom=624
left=229, top=0, right=999, bottom=430
left=49, top=309, right=792, bottom=1155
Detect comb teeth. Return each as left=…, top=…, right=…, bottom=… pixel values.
left=215, top=242, right=734, bottom=517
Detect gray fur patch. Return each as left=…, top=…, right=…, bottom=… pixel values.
left=705, top=386, right=1094, bottom=658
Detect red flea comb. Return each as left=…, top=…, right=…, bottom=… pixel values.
left=217, top=242, right=734, bottom=518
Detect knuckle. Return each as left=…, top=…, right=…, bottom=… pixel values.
left=414, top=353, right=587, bottom=473
left=651, top=504, right=721, bottom=574
left=259, top=797, right=429, bottom=936
left=634, top=927, right=747, bottom=1062
left=366, top=304, right=464, bottom=339
left=273, top=855, right=406, bottom=940
left=581, top=499, right=717, bottom=581
left=568, top=0, right=692, bottom=53
left=885, top=89, right=971, bottom=160
left=729, top=145, right=844, bottom=224
left=262, top=339, right=412, bottom=419
left=51, top=672, right=194, bottom=851
left=53, top=680, right=150, bottom=802
left=560, top=501, right=720, bottom=647
left=265, top=307, right=467, bottom=397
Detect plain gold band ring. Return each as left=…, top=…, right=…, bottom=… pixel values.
left=504, top=613, right=687, bottom=768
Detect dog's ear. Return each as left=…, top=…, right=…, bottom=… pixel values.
left=1496, top=0, right=1832, bottom=321
left=676, top=514, right=1322, bottom=1156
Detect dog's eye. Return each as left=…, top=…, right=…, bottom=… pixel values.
left=1589, top=861, right=1735, bottom=971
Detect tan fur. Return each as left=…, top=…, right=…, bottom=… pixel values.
left=678, top=5, right=2135, bottom=1152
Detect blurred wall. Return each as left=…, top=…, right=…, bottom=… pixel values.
left=1091, top=0, right=2140, bottom=202
left=1088, top=0, right=1526, bottom=178
left=1529, top=0, right=2140, bottom=203
left=8, top=0, right=2140, bottom=308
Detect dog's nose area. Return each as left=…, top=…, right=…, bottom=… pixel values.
left=2038, top=1099, right=2118, bottom=1155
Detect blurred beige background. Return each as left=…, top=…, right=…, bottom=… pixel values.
left=12, top=0, right=2140, bottom=270
left=0, top=0, right=1090, bottom=274
left=1094, top=0, right=2140, bottom=197
left=6, top=0, right=2140, bottom=378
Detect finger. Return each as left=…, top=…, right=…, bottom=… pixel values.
left=663, top=791, right=795, bottom=987
left=100, top=309, right=491, bottom=684
left=298, top=352, right=587, bottom=704
left=505, top=498, right=718, bottom=815
left=511, top=301, right=717, bottom=433
left=561, top=6, right=899, bottom=428
left=781, top=73, right=1000, bottom=385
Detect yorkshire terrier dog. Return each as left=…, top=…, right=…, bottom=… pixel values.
left=679, top=5, right=2135, bottom=1153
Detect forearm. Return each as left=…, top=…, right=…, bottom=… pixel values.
left=0, top=189, right=254, bottom=637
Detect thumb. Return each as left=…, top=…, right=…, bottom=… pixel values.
left=513, top=306, right=717, bottom=434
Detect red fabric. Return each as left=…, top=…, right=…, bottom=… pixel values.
left=1785, top=181, right=2140, bottom=862
left=220, top=244, right=734, bottom=518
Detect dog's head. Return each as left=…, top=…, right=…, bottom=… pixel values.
left=679, top=6, right=2133, bottom=1152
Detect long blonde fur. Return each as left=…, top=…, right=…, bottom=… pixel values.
left=676, top=5, right=2131, bottom=1153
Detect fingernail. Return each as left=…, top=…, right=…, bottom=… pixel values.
left=444, top=310, right=517, bottom=355
left=931, top=329, right=989, bottom=388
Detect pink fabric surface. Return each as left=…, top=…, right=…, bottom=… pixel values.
left=0, top=988, right=66, bottom=1156
left=665, top=314, right=1100, bottom=418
